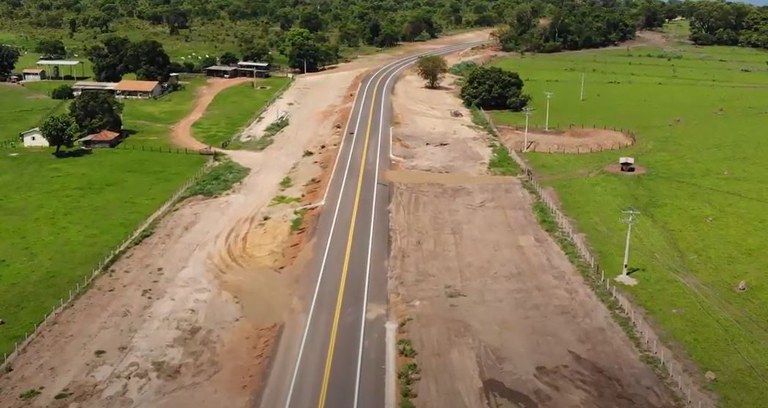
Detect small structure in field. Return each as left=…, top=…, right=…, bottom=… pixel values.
left=19, top=127, right=48, bottom=147
left=22, top=69, right=47, bottom=81
left=72, top=81, right=117, bottom=96
left=36, top=59, right=84, bottom=79
left=78, top=130, right=123, bottom=148
left=237, top=61, right=271, bottom=78
left=115, top=80, right=162, bottom=99
left=619, top=157, right=636, bottom=172
left=205, top=65, right=239, bottom=78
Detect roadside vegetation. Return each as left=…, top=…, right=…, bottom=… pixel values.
left=183, top=157, right=249, bottom=198
left=192, top=76, right=291, bottom=147
left=489, top=21, right=768, bottom=407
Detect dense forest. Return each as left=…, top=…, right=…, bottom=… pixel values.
left=2, top=0, right=768, bottom=77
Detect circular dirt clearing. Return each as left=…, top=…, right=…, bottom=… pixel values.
left=499, top=126, right=634, bottom=154
left=604, top=163, right=647, bottom=175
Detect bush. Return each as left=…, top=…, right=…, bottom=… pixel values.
left=51, top=84, right=74, bottom=100
left=460, top=66, right=530, bottom=111
left=449, top=61, right=478, bottom=77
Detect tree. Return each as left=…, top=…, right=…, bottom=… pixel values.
left=282, top=28, right=337, bottom=72
left=124, top=40, right=171, bottom=81
left=40, top=114, right=80, bottom=154
left=69, top=92, right=123, bottom=135
left=219, top=51, right=239, bottom=65
left=35, top=39, right=66, bottom=59
left=51, top=84, right=74, bottom=100
left=87, top=37, right=131, bottom=82
left=241, top=42, right=272, bottom=62
left=0, top=45, right=20, bottom=78
left=415, top=55, right=448, bottom=88
left=460, top=66, right=530, bottom=110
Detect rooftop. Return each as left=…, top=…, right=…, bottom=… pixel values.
left=205, top=65, right=238, bottom=71
left=73, top=81, right=117, bottom=90
left=22, top=69, right=45, bottom=74
left=238, top=61, right=270, bottom=68
left=80, top=130, right=121, bottom=142
left=36, top=59, right=81, bottom=66
left=115, top=80, right=160, bottom=92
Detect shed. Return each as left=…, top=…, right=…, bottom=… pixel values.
left=114, top=80, right=162, bottom=99
left=19, top=127, right=48, bottom=147
left=22, top=69, right=47, bottom=81
left=619, top=156, right=635, bottom=172
left=237, top=61, right=271, bottom=78
left=36, top=59, right=84, bottom=79
left=72, top=81, right=117, bottom=96
left=79, top=130, right=122, bottom=148
left=205, top=65, right=239, bottom=78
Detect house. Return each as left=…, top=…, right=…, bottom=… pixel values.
left=72, top=81, right=117, bottom=96
left=205, top=65, right=239, bottom=78
left=237, top=61, right=271, bottom=78
left=22, top=69, right=47, bottom=81
left=78, top=130, right=122, bottom=148
left=114, top=80, right=162, bottom=99
left=19, top=128, right=48, bottom=147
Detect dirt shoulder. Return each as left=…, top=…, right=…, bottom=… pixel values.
left=388, top=50, right=676, bottom=407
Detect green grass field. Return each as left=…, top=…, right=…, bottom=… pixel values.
left=490, top=25, right=768, bottom=408
left=0, top=149, right=205, bottom=355
left=0, top=84, right=65, bottom=141
left=191, top=76, right=292, bottom=146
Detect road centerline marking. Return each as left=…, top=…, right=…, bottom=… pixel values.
left=316, top=70, right=386, bottom=408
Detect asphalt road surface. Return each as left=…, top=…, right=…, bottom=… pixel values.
left=260, top=42, right=484, bottom=408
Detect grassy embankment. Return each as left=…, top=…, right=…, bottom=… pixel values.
left=490, top=22, right=768, bottom=408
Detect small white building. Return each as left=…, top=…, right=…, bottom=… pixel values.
left=19, top=128, right=49, bottom=147
left=22, top=69, right=47, bottom=81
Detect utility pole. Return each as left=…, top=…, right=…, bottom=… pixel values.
left=616, top=209, right=640, bottom=286
left=303, top=58, right=307, bottom=74
left=544, top=91, right=554, bottom=131
left=522, top=107, right=533, bottom=152
left=580, top=74, right=585, bottom=101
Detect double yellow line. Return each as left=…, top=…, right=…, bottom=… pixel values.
left=315, top=71, right=385, bottom=407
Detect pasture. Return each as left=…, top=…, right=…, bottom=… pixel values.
left=192, top=76, right=292, bottom=146
left=490, top=33, right=768, bottom=407
left=0, top=149, right=205, bottom=355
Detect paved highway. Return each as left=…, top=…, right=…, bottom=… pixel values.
left=261, top=42, right=483, bottom=408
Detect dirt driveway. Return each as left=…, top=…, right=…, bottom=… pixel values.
left=388, top=51, right=676, bottom=407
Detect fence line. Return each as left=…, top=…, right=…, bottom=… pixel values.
left=481, top=109, right=713, bottom=408
left=497, top=122, right=637, bottom=154
left=0, top=160, right=212, bottom=374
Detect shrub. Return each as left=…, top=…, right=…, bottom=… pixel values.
left=51, top=84, right=74, bottom=100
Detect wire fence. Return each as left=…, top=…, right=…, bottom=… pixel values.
left=481, top=109, right=714, bottom=408
left=112, top=144, right=210, bottom=155
left=0, top=160, right=212, bottom=374
left=498, top=123, right=637, bottom=154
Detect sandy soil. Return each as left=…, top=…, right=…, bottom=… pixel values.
left=499, top=126, right=634, bottom=153
left=391, top=70, right=491, bottom=174
left=388, top=48, right=676, bottom=408
left=170, top=77, right=251, bottom=150
left=0, top=52, right=360, bottom=408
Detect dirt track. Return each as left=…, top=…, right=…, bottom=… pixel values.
left=388, top=51, right=676, bottom=408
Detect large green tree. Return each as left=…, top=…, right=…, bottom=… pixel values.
left=460, top=66, right=530, bottom=111
left=282, top=28, right=338, bottom=72
left=69, top=92, right=123, bottom=135
left=35, top=39, right=66, bottom=59
left=40, top=113, right=80, bottom=153
left=415, top=55, right=448, bottom=89
left=0, top=45, right=20, bottom=78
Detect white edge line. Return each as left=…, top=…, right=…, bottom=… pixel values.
left=352, top=43, right=476, bottom=407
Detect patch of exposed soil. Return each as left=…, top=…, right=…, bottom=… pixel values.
left=391, top=69, right=490, bottom=175
left=388, top=173, right=676, bottom=408
left=605, top=163, right=648, bottom=175
left=499, top=126, right=634, bottom=153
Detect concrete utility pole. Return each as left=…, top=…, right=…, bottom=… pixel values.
left=303, top=59, right=308, bottom=74
left=522, top=107, right=533, bottom=152
left=544, top=91, right=554, bottom=131
left=580, top=74, right=585, bottom=101
left=616, top=209, right=640, bottom=286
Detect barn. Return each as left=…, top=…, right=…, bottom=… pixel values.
left=22, top=69, right=47, bottom=81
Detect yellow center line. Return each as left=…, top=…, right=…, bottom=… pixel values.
left=316, top=74, right=384, bottom=408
